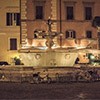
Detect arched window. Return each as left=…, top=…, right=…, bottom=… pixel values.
left=34, top=29, right=46, bottom=39
left=66, top=30, right=76, bottom=38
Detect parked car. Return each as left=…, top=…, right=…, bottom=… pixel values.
left=0, top=61, right=9, bottom=66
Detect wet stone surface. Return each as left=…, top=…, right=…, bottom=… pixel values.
left=0, top=82, right=100, bottom=99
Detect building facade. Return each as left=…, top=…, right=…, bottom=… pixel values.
left=20, top=0, right=100, bottom=65
left=21, top=0, right=100, bottom=49
left=0, top=0, right=100, bottom=65
left=0, top=0, right=20, bottom=64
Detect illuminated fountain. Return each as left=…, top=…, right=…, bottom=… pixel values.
left=18, top=16, right=100, bottom=67
left=19, top=18, right=78, bottom=67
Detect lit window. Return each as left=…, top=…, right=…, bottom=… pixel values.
left=86, top=31, right=92, bottom=38
left=10, top=38, right=17, bottom=50
left=6, top=13, right=20, bottom=26
left=66, top=30, right=76, bottom=38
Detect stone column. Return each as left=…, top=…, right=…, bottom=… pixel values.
left=20, top=0, right=27, bottom=48
left=51, top=0, right=57, bottom=32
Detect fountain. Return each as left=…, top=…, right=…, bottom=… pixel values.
left=19, top=18, right=78, bottom=67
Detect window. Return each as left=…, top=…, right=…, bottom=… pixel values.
left=66, top=30, right=76, bottom=38
left=64, top=1, right=76, bottom=20
left=34, top=33, right=45, bottom=39
left=34, top=29, right=46, bottom=39
left=34, top=33, right=38, bottom=38
left=10, top=38, right=17, bottom=50
left=6, top=13, right=20, bottom=26
left=83, top=2, right=94, bottom=20
left=86, top=31, right=92, bottom=38
left=66, top=6, right=74, bottom=20
left=85, top=7, right=92, bottom=20
left=36, top=6, right=43, bottom=19
left=34, top=0, right=45, bottom=20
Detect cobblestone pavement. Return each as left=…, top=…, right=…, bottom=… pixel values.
left=0, top=82, right=100, bottom=100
